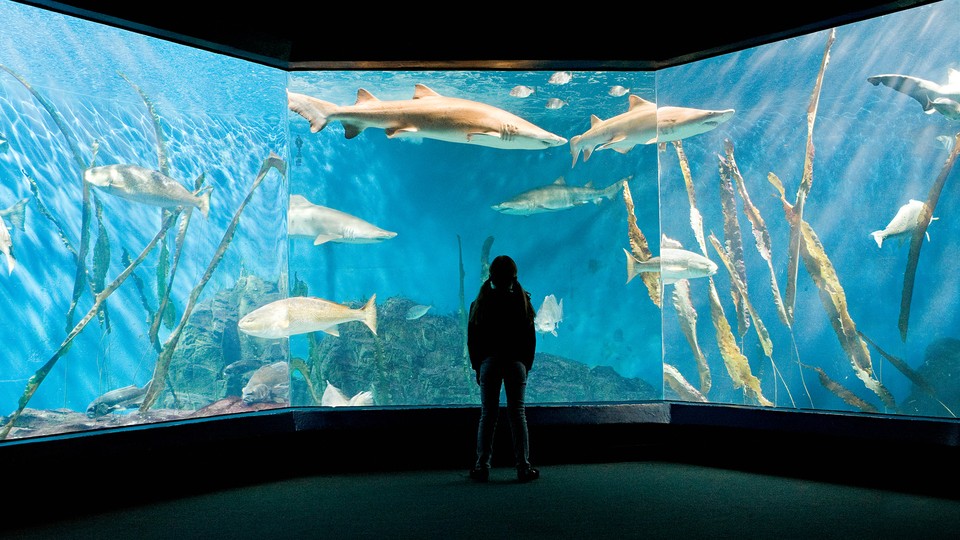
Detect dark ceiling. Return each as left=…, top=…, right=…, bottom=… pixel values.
left=15, top=1, right=940, bottom=70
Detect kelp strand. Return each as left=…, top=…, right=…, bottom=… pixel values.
left=140, top=153, right=286, bottom=411
left=783, top=28, right=835, bottom=326
left=858, top=330, right=955, bottom=417
left=716, top=148, right=750, bottom=338
left=672, top=279, right=711, bottom=394
left=671, top=141, right=707, bottom=256
left=663, top=363, right=707, bottom=402
left=899, top=131, right=960, bottom=342
left=622, top=180, right=661, bottom=307
left=803, top=363, right=879, bottom=413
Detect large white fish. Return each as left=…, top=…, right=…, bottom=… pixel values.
left=867, top=69, right=960, bottom=120
left=241, top=361, right=290, bottom=405
left=534, top=294, right=564, bottom=336
left=871, top=199, right=936, bottom=248
left=492, top=177, right=627, bottom=215
left=83, top=164, right=211, bottom=218
left=288, top=85, right=567, bottom=150
left=624, top=247, right=718, bottom=285
left=288, top=194, right=397, bottom=245
left=238, top=294, right=377, bottom=339
left=0, top=198, right=28, bottom=274
left=569, top=95, right=735, bottom=166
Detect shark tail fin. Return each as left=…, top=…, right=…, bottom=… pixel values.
left=624, top=248, right=636, bottom=284
left=287, top=91, right=333, bottom=133
left=7, top=198, right=28, bottom=230
left=197, top=188, right=212, bottom=219
left=569, top=135, right=582, bottom=167
left=870, top=230, right=884, bottom=248
left=361, top=294, right=378, bottom=335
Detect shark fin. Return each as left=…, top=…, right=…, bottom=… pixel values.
left=343, top=123, right=364, bottom=139
left=612, top=146, right=634, bottom=154
left=553, top=177, right=566, bottom=185
left=628, top=94, right=656, bottom=111
left=598, top=136, right=628, bottom=150
left=313, top=234, right=338, bottom=245
left=355, top=88, right=379, bottom=104
left=385, top=126, right=419, bottom=138
left=413, top=84, right=442, bottom=99
left=589, top=114, right=603, bottom=127
left=322, top=325, right=340, bottom=337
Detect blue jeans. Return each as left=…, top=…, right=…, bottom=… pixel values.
left=475, top=357, right=530, bottom=471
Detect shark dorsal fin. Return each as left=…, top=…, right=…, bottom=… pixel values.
left=413, top=84, right=442, bottom=99
left=355, top=88, right=379, bottom=104
left=589, top=114, right=603, bottom=127
left=289, top=194, right=312, bottom=208
left=628, top=95, right=656, bottom=111
left=553, top=177, right=566, bottom=185
left=584, top=181, right=594, bottom=188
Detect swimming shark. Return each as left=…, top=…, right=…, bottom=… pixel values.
left=569, top=95, right=735, bottom=166
left=238, top=294, right=377, bottom=339
left=288, top=194, right=397, bottom=245
left=288, top=84, right=568, bottom=150
left=491, top=177, right=627, bottom=215
left=625, top=247, right=718, bottom=285
left=83, top=164, right=211, bottom=218
left=867, top=69, right=960, bottom=120
left=0, top=198, right=28, bottom=274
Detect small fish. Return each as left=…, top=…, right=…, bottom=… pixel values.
left=321, top=381, right=374, bottom=407
left=241, top=362, right=290, bottom=405
left=85, top=381, right=152, bottom=418
left=545, top=98, right=568, bottom=110
left=405, top=304, right=432, bottom=320
left=288, top=194, right=397, bottom=245
left=608, top=85, right=630, bottom=97
left=625, top=247, right=718, bottom=285
left=534, top=294, right=564, bottom=336
left=548, top=71, right=572, bottom=85
left=0, top=198, right=28, bottom=274
left=871, top=199, right=936, bottom=248
left=509, top=85, right=535, bottom=98
left=238, top=294, right=377, bottom=339
left=83, top=164, right=211, bottom=218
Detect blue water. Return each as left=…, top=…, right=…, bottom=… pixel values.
left=0, top=0, right=958, bottom=426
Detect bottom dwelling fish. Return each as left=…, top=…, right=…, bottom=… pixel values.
left=625, top=247, right=718, bottom=284
left=242, top=361, right=290, bottom=405
left=871, top=199, right=936, bottom=248
left=237, top=294, right=377, bottom=339
left=534, top=294, right=564, bottom=336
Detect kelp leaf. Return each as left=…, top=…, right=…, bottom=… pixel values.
left=899, top=131, right=960, bottom=341
left=671, top=141, right=707, bottom=256
left=122, top=247, right=154, bottom=320
left=706, top=276, right=772, bottom=406
left=672, top=279, right=711, bottom=394
left=622, top=182, right=661, bottom=307
left=91, top=196, right=112, bottom=330
left=724, top=140, right=790, bottom=328
left=858, top=330, right=955, bottom=417
left=716, top=151, right=749, bottom=337
left=664, top=363, right=708, bottom=402
left=805, top=364, right=879, bottom=413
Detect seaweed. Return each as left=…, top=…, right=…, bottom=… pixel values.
left=715, top=147, right=749, bottom=338
left=621, top=181, right=661, bottom=307
left=803, top=363, right=880, bottom=413
left=858, top=330, right=955, bottom=417
left=122, top=247, right=154, bottom=319
left=140, top=152, right=286, bottom=411
left=479, top=235, right=494, bottom=283
left=671, top=279, right=711, bottom=394
left=898, top=132, right=960, bottom=342
left=783, top=28, right=835, bottom=326
left=663, top=362, right=707, bottom=402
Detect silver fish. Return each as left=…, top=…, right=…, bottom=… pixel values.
left=871, top=199, right=936, bottom=248
left=83, top=164, right=211, bottom=218
left=0, top=198, right=28, bottom=274
left=867, top=69, right=960, bottom=120
left=608, top=85, right=630, bottom=97
left=238, top=294, right=377, bottom=339
left=86, top=381, right=151, bottom=418
left=405, top=304, right=432, bottom=320
left=321, top=381, right=374, bottom=407
left=625, top=247, right=718, bottom=285
left=534, top=294, right=563, bottom=336
left=241, top=361, right=290, bottom=405
left=545, top=98, right=568, bottom=110
left=548, top=71, right=572, bottom=85
left=288, top=194, right=397, bottom=245
left=570, top=95, right=735, bottom=166
left=509, top=85, right=536, bottom=98
left=288, top=85, right=567, bottom=150
left=492, top=177, right=626, bottom=215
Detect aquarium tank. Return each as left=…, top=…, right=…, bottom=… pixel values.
left=0, top=0, right=958, bottom=441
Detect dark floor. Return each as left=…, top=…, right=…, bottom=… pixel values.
left=7, top=460, right=959, bottom=540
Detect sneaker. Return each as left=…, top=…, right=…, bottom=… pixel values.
left=469, top=467, right=489, bottom=482
left=517, top=467, right=539, bottom=483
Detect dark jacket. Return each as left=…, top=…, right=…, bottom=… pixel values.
left=467, top=279, right=537, bottom=372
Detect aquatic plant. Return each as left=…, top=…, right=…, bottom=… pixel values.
left=621, top=181, right=660, bottom=307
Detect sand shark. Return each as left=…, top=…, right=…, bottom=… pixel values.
left=288, top=84, right=568, bottom=150
left=625, top=247, right=718, bottom=285
left=491, top=177, right=627, bottom=215
left=238, top=295, right=377, bottom=339
left=868, top=69, right=960, bottom=120
left=569, top=95, right=735, bottom=166
left=288, top=194, right=396, bottom=245
left=83, top=164, right=211, bottom=218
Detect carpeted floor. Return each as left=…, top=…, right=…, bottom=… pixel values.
left=7, top=461, right=959, bottom=539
